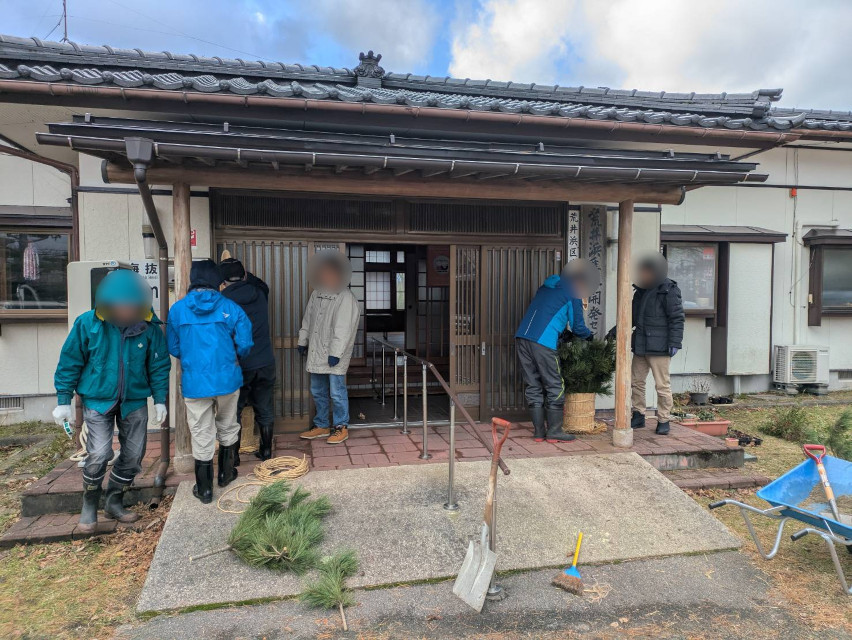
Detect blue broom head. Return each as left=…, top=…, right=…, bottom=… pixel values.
left=564, top=565, right=582, bottom=579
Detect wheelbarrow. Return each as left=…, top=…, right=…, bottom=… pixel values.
left=709, top=453, right=852, bottom=595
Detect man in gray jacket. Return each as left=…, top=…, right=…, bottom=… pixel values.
left=298, top=251, right=361, bottom=445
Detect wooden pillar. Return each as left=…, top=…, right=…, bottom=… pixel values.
left=172, top=183, right=195, bottom=473
left=613, top=199, right=634, bottom=448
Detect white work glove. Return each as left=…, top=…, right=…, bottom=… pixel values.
left=152, top=403, right=168, bottom=426
left=52, top=404, right=74, bottom=426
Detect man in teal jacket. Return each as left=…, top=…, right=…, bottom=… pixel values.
left=53, top=269, right=170, bottom=534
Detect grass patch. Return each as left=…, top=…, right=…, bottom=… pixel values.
left=0, top=496, right=172, bottom=640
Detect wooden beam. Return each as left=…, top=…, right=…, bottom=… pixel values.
left=171, top=182, right=195, bottom=474
left=613, top=199, right=634, bottom=448
left=104, top=163, right=687, bottom=205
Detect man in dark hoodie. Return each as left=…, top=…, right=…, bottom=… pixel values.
left=515, top=259, right=597, bottom=443
left=167, top=260, right=253, bottom=503
left=219, top=258, right=276, bottom=461
left=630, top=253, right=685, bottom=435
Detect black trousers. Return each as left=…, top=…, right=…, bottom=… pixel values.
left=516, top=338, right=565, bottom=410
left=237, top=363, right=276, bottom=432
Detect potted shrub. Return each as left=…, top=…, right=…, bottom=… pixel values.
left=557, top=335, right=616, bottom=434
left=688, top=376, right=712, bottom=405
left=681, top=407, right=731, bottom=437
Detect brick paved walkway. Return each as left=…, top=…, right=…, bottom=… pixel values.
left=3, top=419, right=744, bottom=547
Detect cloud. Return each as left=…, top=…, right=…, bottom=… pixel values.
left=449, top=0, right=852, bottom=109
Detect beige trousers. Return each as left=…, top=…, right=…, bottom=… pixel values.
left=630, top=355, right=673, bottom=422
left=184, top=389, right=241, bottom=461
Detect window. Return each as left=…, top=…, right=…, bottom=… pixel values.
left=366, top=271, right=391, bottom=309
left=395, top=272, right=406, bottom=310
left=1, top=230, right=69, bottom=318
left=821, top=248, right=852, bottom=310
left=366, top=250, right=391, bottom=264
left=664, top=243, right=717, bottom=314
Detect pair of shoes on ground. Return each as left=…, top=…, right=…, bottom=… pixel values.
left=77, top=480, right=141, bottom=534
left=530, top=406, right=576, bottom=444
left=631, top=411, right=670, bottom=435
left=299, top=426, right=349, bottom=444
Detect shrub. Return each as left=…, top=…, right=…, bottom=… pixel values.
left=759, top=405, right=818, bottom=443
left=827, top=409, right=852, bottom=461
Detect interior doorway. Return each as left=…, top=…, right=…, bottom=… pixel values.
left=347, top=243, right=451, bottom=426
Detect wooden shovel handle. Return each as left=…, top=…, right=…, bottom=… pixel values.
left=484, top=418, right=512, bottom=527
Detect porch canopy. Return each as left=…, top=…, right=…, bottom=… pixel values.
left=37, top=115, right=767, bottom=205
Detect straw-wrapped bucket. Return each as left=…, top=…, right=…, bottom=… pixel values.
left=562, top=393, right=596, bottom=433
left=239, top=406, right=259, bottom=453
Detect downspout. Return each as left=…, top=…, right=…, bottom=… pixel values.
left=122, top=137, right=172, bottom=505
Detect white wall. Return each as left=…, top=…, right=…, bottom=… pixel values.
left=0, top=149, right=71, bottom=421
left=662, top=145, right=852, bottom=389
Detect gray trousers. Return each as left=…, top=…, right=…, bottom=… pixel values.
left=516, top=338, right=565, bottom=409
left=82, top=405, right=148, bottom=488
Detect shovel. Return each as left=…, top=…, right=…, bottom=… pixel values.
left=453, top=417, right=512, bottom=612
left=804, top=444, right=841, bottom=521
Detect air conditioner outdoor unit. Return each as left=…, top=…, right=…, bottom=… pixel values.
left=773, top=345, right=830, bottom=387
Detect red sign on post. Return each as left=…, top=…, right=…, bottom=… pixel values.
left=190, top=229, right=197, bottom=247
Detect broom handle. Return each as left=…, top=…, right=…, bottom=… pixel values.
left=571, top=532, right=584, bottom=568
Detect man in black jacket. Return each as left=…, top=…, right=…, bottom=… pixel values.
left=220, top=258, right=276, bottom=460
left=630, top=253, right=684, bottom=435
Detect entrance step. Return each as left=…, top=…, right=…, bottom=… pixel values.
left=664, top=468, right=770, bottom=491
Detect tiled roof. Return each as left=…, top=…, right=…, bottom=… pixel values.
left=0, top=34, right=848, bottom=133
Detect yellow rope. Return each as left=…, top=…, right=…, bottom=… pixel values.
left=216, top=455, right=310, bottom=513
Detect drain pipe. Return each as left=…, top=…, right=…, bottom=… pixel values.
left=123, top=137, right=172, bottom=505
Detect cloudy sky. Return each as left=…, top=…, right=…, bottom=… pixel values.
left=3, top=0, right=851, bottom=110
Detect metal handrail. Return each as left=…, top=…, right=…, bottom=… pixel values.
left=369, top=337, right=510, bottom=482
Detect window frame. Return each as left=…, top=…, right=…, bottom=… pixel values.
left=661, top=241, right=719, bottom=318
left=808, top=244, right=852, bottom=326
left=0, top=223, right=71, bottom=323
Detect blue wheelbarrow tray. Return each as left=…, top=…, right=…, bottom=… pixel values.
left=758, top=455, right=852, bottom=539
left=710, top=455, right=851, bottom=595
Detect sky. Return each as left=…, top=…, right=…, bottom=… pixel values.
left=3, top=0, right=852, bottom=111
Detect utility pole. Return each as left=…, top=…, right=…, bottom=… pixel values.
left=61, top=0, right=68, bottom=42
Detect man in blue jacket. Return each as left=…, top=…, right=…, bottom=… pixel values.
left=167, top=260, right=253, bottom=504
left=515, top=259, right=596, bottom=443
left=220, top=258, right=276, bottom=461
left=53, top=269, right=170, bottom=533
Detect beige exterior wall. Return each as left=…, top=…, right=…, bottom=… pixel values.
left=0, top=147, right=71, bottom=420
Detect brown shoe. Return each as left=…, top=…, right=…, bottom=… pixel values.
left=327, top=426, right=349, bottom=444
left=300, top=427, right=331, bottom=440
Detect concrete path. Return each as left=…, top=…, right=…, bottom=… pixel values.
left=137, top=452, right=739, bottom=614
left=120, top=552, right=841, bottom=640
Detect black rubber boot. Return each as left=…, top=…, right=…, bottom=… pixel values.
left=655, top=420, right=670, bottom=436
left=103, top=479, right=140, bottom=524
left=530, top=406, right=546, bottom=442
left=217, top=443, right=238, bottom=488
left=545, top=406, right=576, bottom=443
left=193, top=459, right=213, bottom=504
left=233, top=429, right=241, bottom=468
left=255, top=423, right=273, bottom=461
left=77, top=483, right=101, bottom=534
left=631, top=410, right=646, bottom=429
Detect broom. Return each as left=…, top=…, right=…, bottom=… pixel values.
left=552, top=532, right=584, bottom=595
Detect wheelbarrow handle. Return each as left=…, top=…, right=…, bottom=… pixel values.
left=791, top=529, right=810, bottom=542
left=491, top=417, right=512, bottom=454
left=803, top=444, right=827, bottom=462
left=709, top=500, right=728, bottom=510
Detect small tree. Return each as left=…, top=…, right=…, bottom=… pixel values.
left=557, top=336, right=617, bottom=395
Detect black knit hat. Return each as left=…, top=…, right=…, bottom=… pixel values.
left=219, top=258, right=246, bottom=282
left=189, top=259, right=224, bottom=291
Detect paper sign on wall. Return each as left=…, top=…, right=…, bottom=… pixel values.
left=190, top=229, right=197, bottom=247
left=129, top=260, right=161, bottom=308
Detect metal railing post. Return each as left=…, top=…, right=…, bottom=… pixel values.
left=393, top=348, right=399, bottom=421
left=381, top=345, right=386, bottom=406
left=371, top=340, right=376, bottom=391
left=419, top=362, right=431, bottom=460
left=401, top=355, right=410, bottom=434
left=443, top=399, right=458, bottom=511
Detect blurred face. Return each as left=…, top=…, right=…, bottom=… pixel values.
left=316, top=263, right=342, bottom=291
left=108, top=305, right=142, bottom=326
left=571, top=277, right=590, bottom=299
left=638, top=266, right=656, bottom=288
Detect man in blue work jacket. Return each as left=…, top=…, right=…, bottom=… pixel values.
left=515, top=259, right=597, bottom=443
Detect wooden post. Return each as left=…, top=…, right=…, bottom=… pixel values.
left=172, top=183, right=195, bottom=474
left=613, top=199, right=634, bottom=448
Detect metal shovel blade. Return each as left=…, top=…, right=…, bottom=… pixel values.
left=453, top=524, right=497, bottom=612
left=820, top=510, right=852, bottom=526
